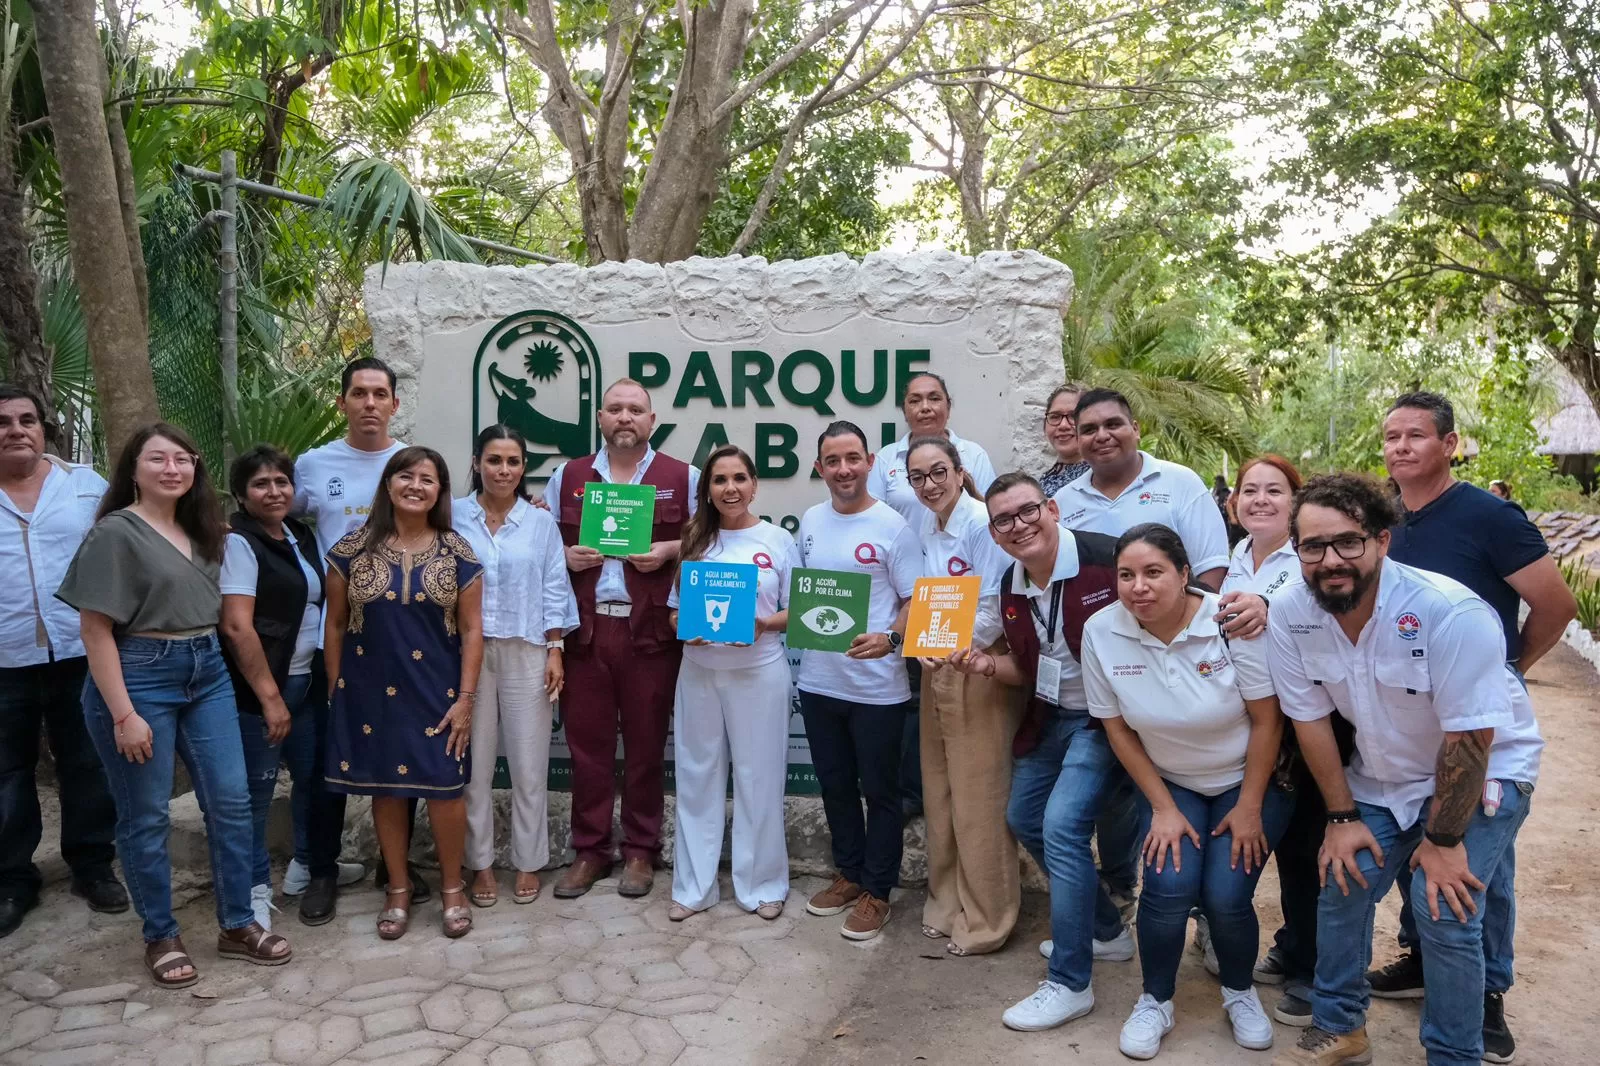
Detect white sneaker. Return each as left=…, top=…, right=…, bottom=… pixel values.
left=1222, top=986, right=1274, bottom=1050
left=250, top=883, right=279, bottom=931
left=1001, top=980, right=1094, bottom=1031
left=1119, top=994, right=1175, bottom=1059
left=1036, top=930, right=1135, bottom=962
left=283, top=859, right=366, bottom=896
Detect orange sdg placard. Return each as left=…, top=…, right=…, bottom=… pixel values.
left=903, top=576, right=982, bottom=657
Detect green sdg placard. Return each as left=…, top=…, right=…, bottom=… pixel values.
left=785, top=568, right=871, bottom=652
left=578, top=483, right=657, bottom=556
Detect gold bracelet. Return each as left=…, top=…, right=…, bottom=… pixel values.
left=459, top=691, right=477, bottom=703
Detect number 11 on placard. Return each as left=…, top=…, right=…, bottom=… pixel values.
left=917, top=585, right=930, bottom=602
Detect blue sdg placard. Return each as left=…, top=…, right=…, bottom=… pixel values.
left=677, top=561, right=760, bottom=645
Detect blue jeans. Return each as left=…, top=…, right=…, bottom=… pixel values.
left=276, top=673, right=317, bottom=867
left=1007, top=709, right=1129, bottom=992
left=236, top=673, right=314, bottom=886
left=1097, top=777, right=1141, bottom=896
left=82, top=634, right=255, bottom=942
left=1134, top=780, right=1293, bottom=1000
left=1313, top=780, right=1533, bottom=1065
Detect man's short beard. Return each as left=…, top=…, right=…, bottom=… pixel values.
left=1309, top=567, right=1378, bottom=615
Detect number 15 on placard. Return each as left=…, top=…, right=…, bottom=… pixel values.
left=589, top=489, right=605, bottom=504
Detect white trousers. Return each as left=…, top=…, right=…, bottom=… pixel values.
left=671, top=655, right=792, bottom=911
left=465, top=638, right=553, bottom=871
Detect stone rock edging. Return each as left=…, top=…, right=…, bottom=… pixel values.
left=1561, top=619, right=1600, bottom=674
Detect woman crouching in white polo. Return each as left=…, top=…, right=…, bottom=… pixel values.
left=1081, top=523, right=1290, bottom=1060
left=667, top=444, right=801, bottom=921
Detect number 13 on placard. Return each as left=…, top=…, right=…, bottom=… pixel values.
left=797, top=575, right=812, bottom=594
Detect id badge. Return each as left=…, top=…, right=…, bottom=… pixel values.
left=1035, top=655, right=1063, bottom=705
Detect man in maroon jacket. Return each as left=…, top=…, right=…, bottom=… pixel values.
left=949, top=471, right=1129, bottom=1034
left=541, top=379, right=700, bottom=899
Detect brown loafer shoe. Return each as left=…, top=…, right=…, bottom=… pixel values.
left=553, top=857, right=612, bottom=899
left=841, top=893, right=891, bottom=941
left=805, top=874, right=863, bottom=916
left=617, top=856, right=654, bottom=898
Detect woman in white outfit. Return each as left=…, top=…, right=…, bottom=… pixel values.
left=453, top=424, right=577, bottom=907
left=667, top=444, right=800, bottom=922
left=906, top=436, right=1025, bottom=956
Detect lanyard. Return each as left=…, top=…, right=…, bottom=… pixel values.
left=1028, top=580, right=1064, bottom=646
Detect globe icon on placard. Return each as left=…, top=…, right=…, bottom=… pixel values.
left=801, top=606, right=853, bottom=634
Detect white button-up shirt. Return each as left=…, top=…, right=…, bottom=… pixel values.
left=915, top=492, right=1011, bottom=648
left=1083, top=592, right=1275, bottom=795
left=0, top=457, right=107, bottom=666
left=543, top=447, right=701, bottom=604
left=455, top=495, right=579, bottom=645
left=869, top=430, right=998, bottom=523
left=1053, top=451, right=1230, bottom=575
left=1267, top=560, right=1544, bottom=829
left=1222, top=536, right=1302, bottom=599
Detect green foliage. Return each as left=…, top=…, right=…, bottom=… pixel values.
left=325, top=157, right=481, bottom=270
left=1461, top=349, right=1584, bottom=510
left=1559, top=559, right=1600, bottom=634
left=224, top=367, right=345, bottom=458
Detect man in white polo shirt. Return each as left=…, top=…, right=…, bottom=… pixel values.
left=1053, top=388, right=1230, bottom=589
left=1267, top=474, right=1542, bottom=1066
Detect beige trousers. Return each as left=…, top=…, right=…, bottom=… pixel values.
left=920, top=661, right=1025, bottom=954
left=465, top=638, right=553, bottom=872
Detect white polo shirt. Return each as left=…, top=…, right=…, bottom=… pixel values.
left=1267, top=560, right=1543, bottom=829
left=1083, top=593, right=1275, bottom=795
left=868, top=430, right=998, bottom=523
left=995, top=528, right=1115, bottom=710
left=796, top=499, right=922, bottom=705
left=0, top=457, right=107, bottom=666
left=1053, top=451, right=1230, bottom=575
left=1222, top=536, right=1302, bottom=599
left=668, top=520, right=801, bottom=671
left=914, top=493, right=1010, bottom=648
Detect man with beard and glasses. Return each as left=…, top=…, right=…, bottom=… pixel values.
left=544, top=379, right=700, bottom=900
left=1371, top=392, right=1570, bottom=1062
left=1266, top=474, right=1543, bottom=1066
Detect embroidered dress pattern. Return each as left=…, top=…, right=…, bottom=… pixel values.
left=322, top=529, right=483, bottom=797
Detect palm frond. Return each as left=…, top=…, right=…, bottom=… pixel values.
left=324, top=156, right=480, bottom=272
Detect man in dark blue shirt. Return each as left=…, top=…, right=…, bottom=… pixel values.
left=1365, top=391, right=1574, bottom=1064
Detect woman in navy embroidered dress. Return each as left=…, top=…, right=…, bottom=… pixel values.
left=323, top=446, right=484, bottom=940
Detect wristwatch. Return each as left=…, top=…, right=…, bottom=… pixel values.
left=548, top=639, right=565, bottom=651
left=1425, top=829, right=1463, bottom=848
left=887, top=631, right=903, bottom=650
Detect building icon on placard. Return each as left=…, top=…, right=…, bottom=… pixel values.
left=917, top=610, right=958, bottom=650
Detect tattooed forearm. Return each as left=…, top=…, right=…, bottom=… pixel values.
left=1428, top=728, right=1493, bottom=837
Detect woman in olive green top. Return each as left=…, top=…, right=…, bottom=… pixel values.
left=57, top=423, right=291, bottom=987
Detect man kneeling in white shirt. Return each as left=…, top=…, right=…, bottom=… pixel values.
left=1267, top=474, right=1542, bottom=1066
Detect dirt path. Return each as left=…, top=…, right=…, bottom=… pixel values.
left=800, top=642, right=1600, bottom=1066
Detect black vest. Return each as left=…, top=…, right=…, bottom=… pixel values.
left=223, top=512, right=325, bottom=716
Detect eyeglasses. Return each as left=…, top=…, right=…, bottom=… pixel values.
left=1294, top=534, right=1372, bottom=564
left=907, top=465, right=951, bottom=488
left=140, top=453, right=196, bottom=470
left=1045, top=411, right=1075, bottom=427
left=990, top=501, right=1046, bottom=533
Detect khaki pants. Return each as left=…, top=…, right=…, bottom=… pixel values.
left=465, top=638, right=552, bottom=872
left=920, top=661, right=1024, bottom=953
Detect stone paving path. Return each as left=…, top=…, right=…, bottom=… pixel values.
left=0, top=871, right=872, bottom=1066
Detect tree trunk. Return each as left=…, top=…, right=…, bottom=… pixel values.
left=0, top=116, right=54, bottom=441
left=31, top=0, right=159, bottom=452
left=627, top=0, right=753, bottom=262
left=101, top=0, right=146, bottom=328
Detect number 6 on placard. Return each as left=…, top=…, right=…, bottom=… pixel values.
left=689, top=569, right=699, bottom=586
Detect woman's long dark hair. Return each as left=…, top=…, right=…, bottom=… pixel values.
left=99, top=422, right=226, bottom=563
left=907, top=435, right=980, bottom=501
left=680, top=444, right=756, bottom=563
left=362, top=446, right=454, bottom=553
left=470, top=423, right=531, bottom=500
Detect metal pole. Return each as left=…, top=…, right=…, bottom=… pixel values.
left=218, top=151, right=239, bottom=462
left=175, top=163, right=562, bottom=264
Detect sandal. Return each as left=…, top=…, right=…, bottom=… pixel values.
left=945, top=942, right=971, bottom=957
left=441, top=884, right=472, bottom=939
left=921, top=924, right=947, bottom=940
left=217, top=922, right=292, bottom=966
left=145, top=936, right=199, bottom=988
left=513, top=872, right=541, bottom=904
left=470, top=872, right=498, bottom=908
left=668, top=902, right=701, bottom=922
left=377, top=885, right=411, bottom=940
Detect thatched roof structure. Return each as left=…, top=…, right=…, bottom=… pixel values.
left=1536, top=363, right=1600, bottom=456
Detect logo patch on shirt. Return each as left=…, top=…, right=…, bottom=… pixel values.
left=947, top=556, right=972, bottom=576
left=1112, top=663, right=1147, bottom=677
left=1396, top=612, right=1421, bottom=641
left=657, top=488, right=674, bottom=501
left=854, top=543, right=881, bottom=567
left=1004, top=605, right=1019, bottom=622
left=1264, top=570, right=1292, bottom=595
left=327, top=476, right=344, bottom=499
left=753, top=552, right=773, bottom=570
left=1196, top=654, right=1229, bottom=677
left=1412, top=648, right=1426, bottom=658
left=1062, top=508, right=1086, bottom=524
left=1080, top=588, right=1112, bottom=608
left=1137, top=491, right=1172, bottom=505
